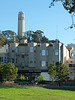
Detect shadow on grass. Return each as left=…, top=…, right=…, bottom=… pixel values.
left=0, top=86, right=30, bottom=89
left=0, top=85, right=75, bottom=91
left=42, top=86, right=75, bottom=91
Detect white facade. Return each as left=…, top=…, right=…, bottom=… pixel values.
left=0, top=44, right=8, bottom=53
left=63, top=45, right=69, bottom=62
left=0, top=44, right=8, bottom=63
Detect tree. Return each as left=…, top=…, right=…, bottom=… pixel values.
left=25, top=30, right=50, bottom=43
left=25, top=30, right=33, bottom=42
left=41, top=36, right=50, bottom=43
left=16, top=35, right=26, bottom=42
left=37, top=75, right=45, bottom=82
left=56, top=62, right=70, bottom=82
left=32, top=30, right=44, bottom=43
left=2, top=30, right=16, bottom=44
left=49, top=0, right=75, bottom=14
left=0, top=34, right=6, bottom=48
left=2, top=63, right=18, bottom=81
left=49, top=0, right=75, bottom=28
left=48, top=63, right=56, bottom=82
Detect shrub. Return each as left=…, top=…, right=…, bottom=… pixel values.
left=37, top=75, right=45, bottom=82
left=0, top=63, right=18, bottom=82
left=20, top=74, right=25, bottom=80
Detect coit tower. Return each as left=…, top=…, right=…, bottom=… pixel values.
left=18, top=11, right=25, bottom=37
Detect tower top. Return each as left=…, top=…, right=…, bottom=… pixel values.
left=19, top=11, right=24, bottom=13
left=18, top=11, right=24, bottom=20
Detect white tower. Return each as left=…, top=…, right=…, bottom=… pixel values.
left=18, top=11, right=25, bottom=37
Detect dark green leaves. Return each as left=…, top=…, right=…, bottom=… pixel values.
left=49, top=0, right=75, bottom=14
left=0, top=63, right=18, bottom=82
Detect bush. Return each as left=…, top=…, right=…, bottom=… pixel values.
left=0, top=63, right=18, bottom=82
left=37, top=75, right=45, bottom=82
left=20, top=74, right=25, bottom=80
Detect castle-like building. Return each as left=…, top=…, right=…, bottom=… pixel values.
left=0, top=11, right=75, bottom=80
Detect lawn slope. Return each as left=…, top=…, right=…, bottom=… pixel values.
left=0, top=86, right=75, bottom=100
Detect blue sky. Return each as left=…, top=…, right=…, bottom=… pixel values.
left=0, top=0, right=75, bottom=45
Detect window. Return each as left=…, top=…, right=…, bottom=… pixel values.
left=42, top=61, right=46, bottom=67
left=34, top=50, right=36, bottom=53
left=22, top=55, right=24, bottom=58
left=0, top=57, right=3, bottom=63
left=30, top=61, right=33, bottom=63
left=12, top=50, right=15, bottom=52
left=46, top=62, right=48, bottom=66
left=6, top=49, right=7, bottom=52
left=55, top=49, right=59, bottom=55
left=34, top=61, right=36, bottom=64
left=1, top=57, right=3, bottom=62
left=4, top=57, right=7, bottom=63
left=69, top=64, right=75, bottom=67
left=42, top=50, right=45, bottom=56
left=12, top=58, right=14, bottom=63
left=34, top=47, right=36, bottom=52
left=72, top=64, right=75, bottom=67
left=30, top=47, right=33, bottom=52
left=69, top=64, right=72, bottom=67
left=16, top=58, right=17, bottom=63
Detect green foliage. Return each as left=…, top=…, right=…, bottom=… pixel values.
left=32, top=30, right=44, bottom=43
left=0, top=34, right=6, bottom=47
left=49, top=0, right=75, bottom=14
left=1, top=29, right=50, bottom=44
left=41, top=36, right=50, bottom=43
left=16, top=35, right=26, bottom=42
left=25, top=30, right=33, bottom=42
left=20, top=74, right=25, bottom=80
left=48, top=63, right=56, bottom=82
left=2, top=30, right=16, bottom=44
left=56, top=62, right=70, bottom=82
left=0, top=63, right=18, bottom=82
left=37, top=75, right=45, bottom=82
left=2, top=30, right=16, bottom=39
left=25, top=30, right=50, bottom=43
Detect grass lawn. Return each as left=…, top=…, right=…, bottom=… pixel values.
left=0, top=86, right=75, bottom=100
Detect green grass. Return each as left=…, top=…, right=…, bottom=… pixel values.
left=0, top=86, right=75, bottom=100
